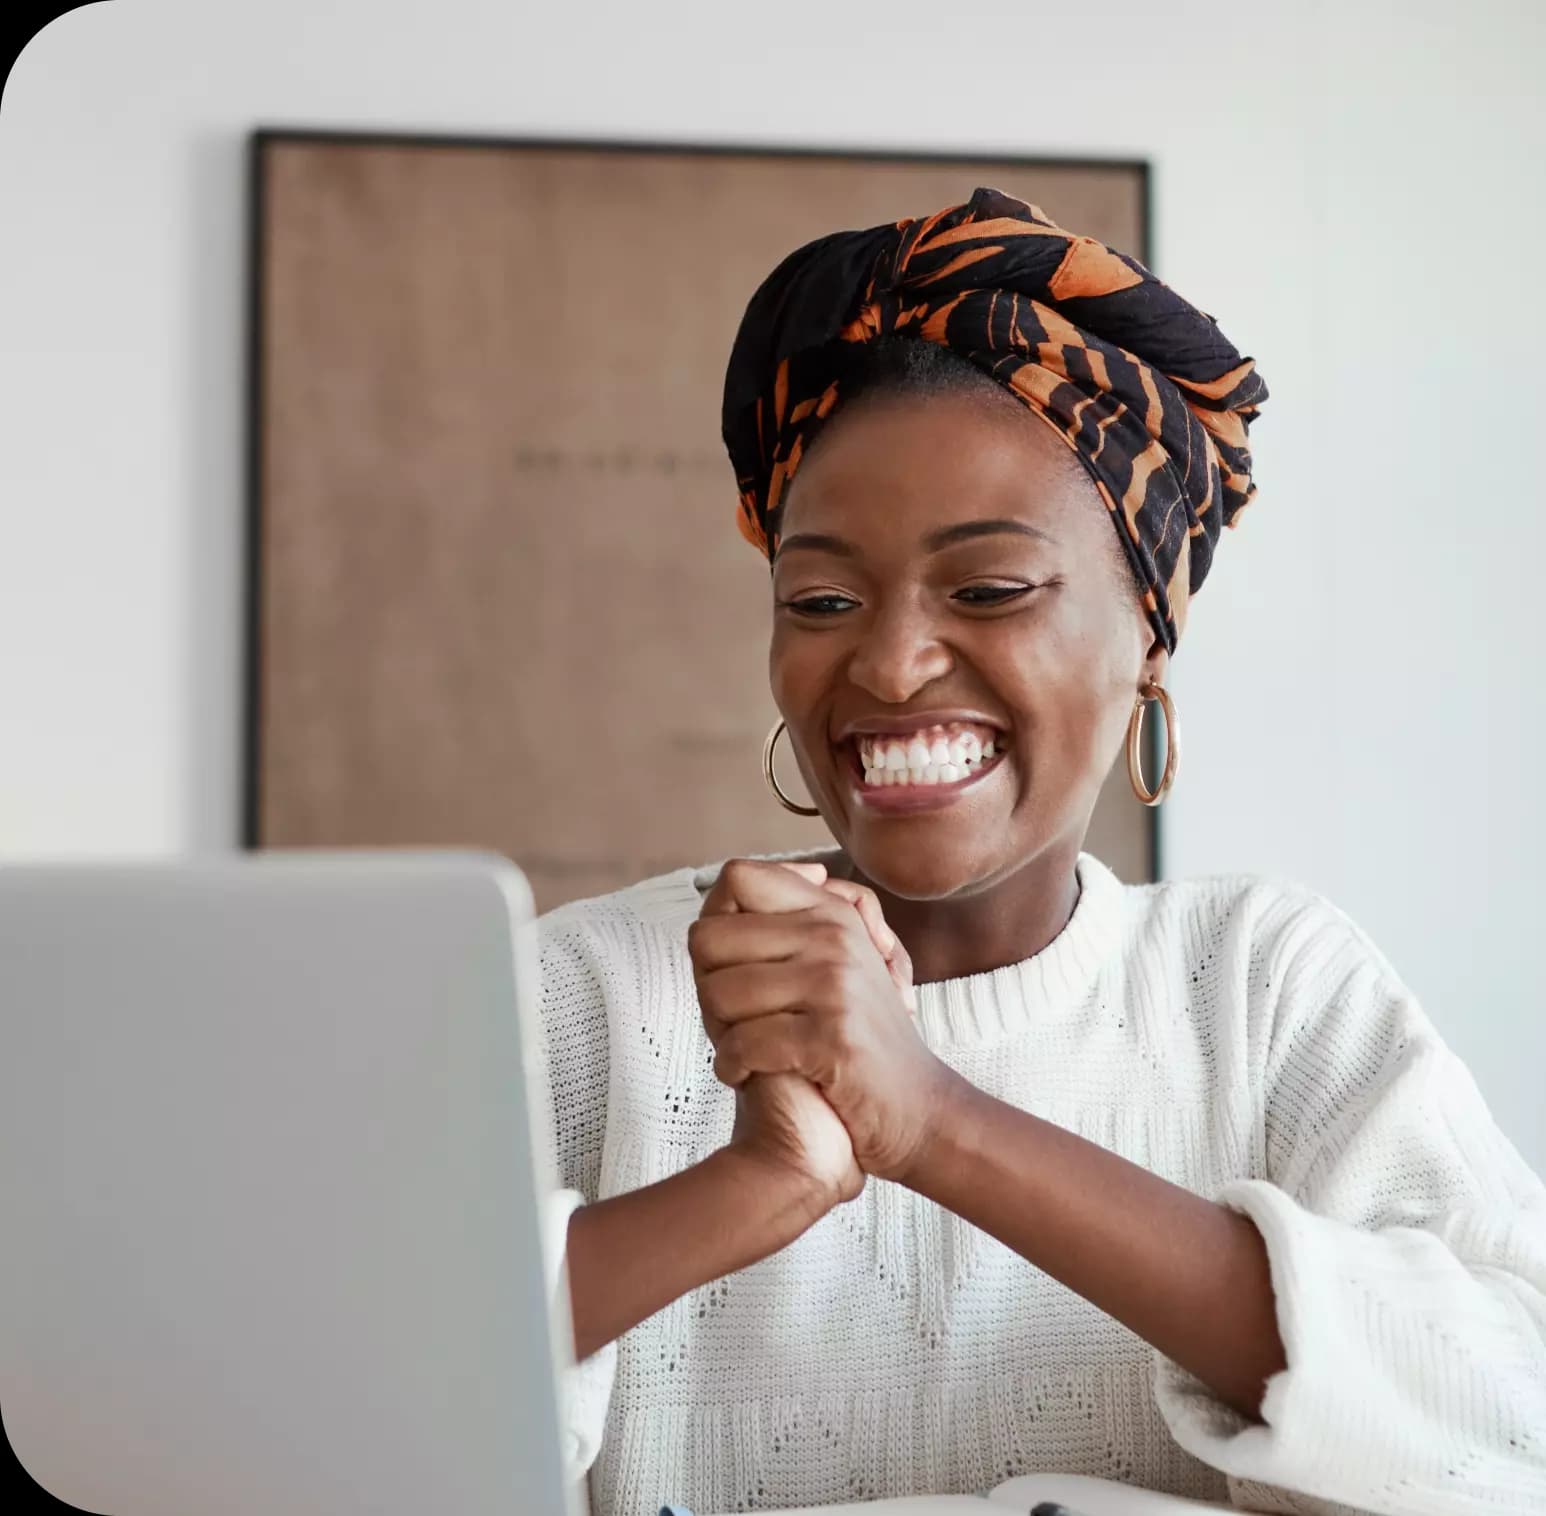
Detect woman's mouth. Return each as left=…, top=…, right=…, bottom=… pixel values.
left=842, top=721, right=1008, bottom=811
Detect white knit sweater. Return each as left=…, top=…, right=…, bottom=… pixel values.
left=531, top=850, right=1546, bottom=1516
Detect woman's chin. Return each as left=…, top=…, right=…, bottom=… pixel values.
left=844, top=842, right=1008, bottom=903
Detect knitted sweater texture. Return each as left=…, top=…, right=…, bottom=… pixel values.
left=531, top=851, right=1546, bottom=1516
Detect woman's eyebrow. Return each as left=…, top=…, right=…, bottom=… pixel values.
left=774, top=531, right=856, bottom=561
left=923, top=518, right=1058, bottom=550
left=774, top=518, right=1058, bottom=562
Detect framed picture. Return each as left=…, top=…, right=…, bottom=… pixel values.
left=246, top=132, right=1154, bottom=911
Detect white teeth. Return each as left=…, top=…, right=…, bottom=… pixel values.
left=861, top=758, right=985, bottom=788
left=854, top=726, right=1005, bottom=790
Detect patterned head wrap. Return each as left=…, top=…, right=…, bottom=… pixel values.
left=721, top=187, right=1267, bottom=651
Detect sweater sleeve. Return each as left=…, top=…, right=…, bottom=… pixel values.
left=531, top=905, right=622, bottom=1483
left=1153, top=897, right=1546, bottom=1515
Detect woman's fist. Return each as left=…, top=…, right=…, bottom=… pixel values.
left=690, top=858, right=955, bottom=1185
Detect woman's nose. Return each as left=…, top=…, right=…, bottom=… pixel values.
left=844, top=605, right=953, bottom=703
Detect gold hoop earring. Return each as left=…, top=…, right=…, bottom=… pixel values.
left=761, top=719, right=821, bottom=817
left=1127, top=680, right=1180, bottom=806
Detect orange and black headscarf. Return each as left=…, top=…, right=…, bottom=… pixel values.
left=721, top=187, right=1267, bottom=652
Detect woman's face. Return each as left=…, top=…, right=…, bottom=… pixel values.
left=770, top=387, right=1165, bottom=900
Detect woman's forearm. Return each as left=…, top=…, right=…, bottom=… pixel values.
left=905, top=1074, right=1286, bottom=1418
left=565, top=1145, right=828, bottom=1362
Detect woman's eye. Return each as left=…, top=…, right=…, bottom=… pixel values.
left=953, top=584, right=1032, bottom=606
left=780, top=594, right=859, bottom=616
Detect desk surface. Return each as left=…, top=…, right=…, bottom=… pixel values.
left=698, top=1471, right=1240, bottom=1516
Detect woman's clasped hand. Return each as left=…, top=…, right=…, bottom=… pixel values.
left=688, top=857, right=961, bottom=1199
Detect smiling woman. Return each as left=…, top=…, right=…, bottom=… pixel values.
left=764, top=340, right=1157, bottom=941
left=538, top=190, right=1546, bottom=1516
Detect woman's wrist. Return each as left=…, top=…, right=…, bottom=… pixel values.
left=893, top=1062, right=986, bottom=1195
left=717, top=1139, right=845, bottom=1242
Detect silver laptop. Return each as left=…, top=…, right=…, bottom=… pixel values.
left=0, top=851, right=581, bottom=1516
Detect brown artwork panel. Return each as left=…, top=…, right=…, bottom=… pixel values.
left=250, top=136, right=1153, bottom=911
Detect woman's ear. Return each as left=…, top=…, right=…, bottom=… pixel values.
left=1142, top=639, right=1170, bottom=692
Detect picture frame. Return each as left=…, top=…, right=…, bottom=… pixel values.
left=245, top=130, right=1156, bottom=910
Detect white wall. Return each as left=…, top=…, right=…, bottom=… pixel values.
left=3, top=0, right=1541, bottom=1166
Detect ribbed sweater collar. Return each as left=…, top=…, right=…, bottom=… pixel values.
left=909, top=853, right=1125, bottom=1047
